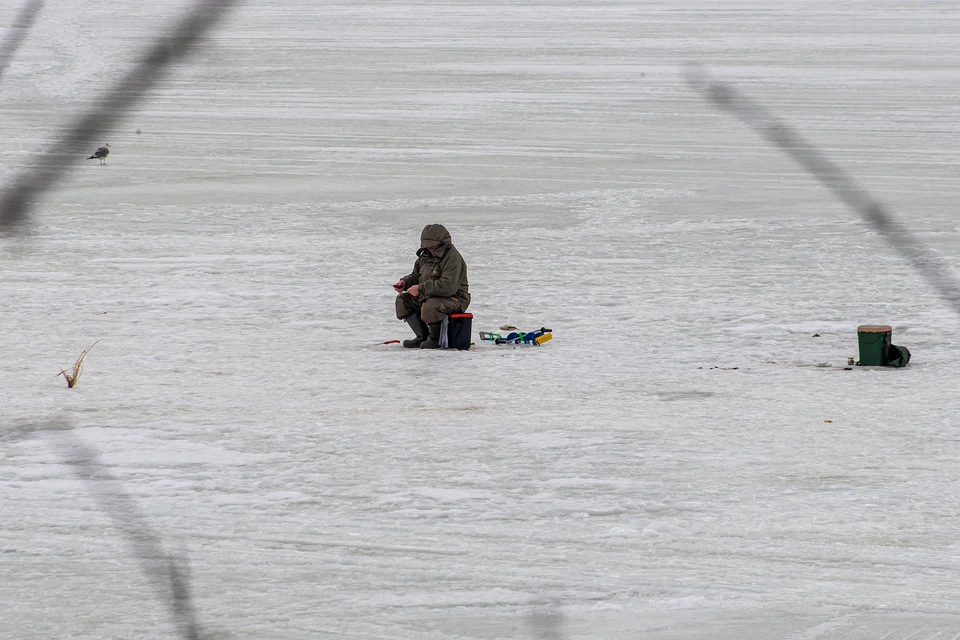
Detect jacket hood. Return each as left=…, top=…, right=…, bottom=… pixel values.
left=420, top=224, right=452, bottom=249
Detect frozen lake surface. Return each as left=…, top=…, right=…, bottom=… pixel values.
left=3, top=1, right=960, bottom=638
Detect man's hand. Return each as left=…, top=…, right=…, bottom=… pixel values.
left=393, top=280, right=405, bottom=293
left=406, top=284, right=420, bottom=297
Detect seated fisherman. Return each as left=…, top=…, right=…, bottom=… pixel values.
left=393, top=224, right=470, bottom=349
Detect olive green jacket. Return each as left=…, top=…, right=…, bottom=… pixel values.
left=401, top=224, right=470, bottom=308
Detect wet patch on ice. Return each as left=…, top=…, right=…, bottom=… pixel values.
left=655, top=390, right=716, bottom=402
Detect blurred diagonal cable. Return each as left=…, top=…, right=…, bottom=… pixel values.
left=0, top=0, right=44, bottom=85
left=9, top=422, right=205, bottom=639
left=528, top=603, right=567, bottom=640
left=686, top=64, right=960, bottom=317
left=0, top=0, right=238, bottom=232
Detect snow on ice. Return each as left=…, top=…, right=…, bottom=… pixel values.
left=3, top=1, right=960, bottom=638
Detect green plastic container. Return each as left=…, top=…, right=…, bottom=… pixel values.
left=857, top=325, right=891, bottom=366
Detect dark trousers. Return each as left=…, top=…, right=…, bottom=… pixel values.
left=396, top=293, right=465, bottom=324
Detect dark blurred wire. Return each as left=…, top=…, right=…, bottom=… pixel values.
left=2, top=0, right=239, bottom=631
left=0, top=0, right=44, bottom=85
left=0, top=0, right=238, bottom=232
left=686, top=63, right=960, bottom=317
left=4, top=422, right=205, bottom=638
left=528, top=603, right=567, bottom=640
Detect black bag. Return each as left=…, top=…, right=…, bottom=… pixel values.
left=886, top=344, right=911, bottom=368
left=446, top=314, right=473, bottom=351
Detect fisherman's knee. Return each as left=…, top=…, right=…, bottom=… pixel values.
left=420, top=298, right=445, bottom=324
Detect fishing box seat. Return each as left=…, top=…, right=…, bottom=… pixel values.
left=444, top=313, right=473, bottom=351
left=857, top=325, right=892, bottom=366
left=857, top=324, right=910, bottom=367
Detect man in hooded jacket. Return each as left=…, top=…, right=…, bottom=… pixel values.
left=393, top=224, right=470, bottom=349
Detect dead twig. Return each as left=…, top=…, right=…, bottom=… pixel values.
left=57, top=339, right=100, bottom=388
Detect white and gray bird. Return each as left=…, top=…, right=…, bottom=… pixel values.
left=87, top=143, right=110, bottom=165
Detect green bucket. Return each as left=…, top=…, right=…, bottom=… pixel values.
left=857, top=325, right=891, bottom=366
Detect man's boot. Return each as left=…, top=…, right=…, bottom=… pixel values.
left=420, top=322, right=442, bottom=349
left=402, top=313, right=428, bottom=348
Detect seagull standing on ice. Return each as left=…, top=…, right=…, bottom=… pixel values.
left=87, top=143, right=110, bottom=165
